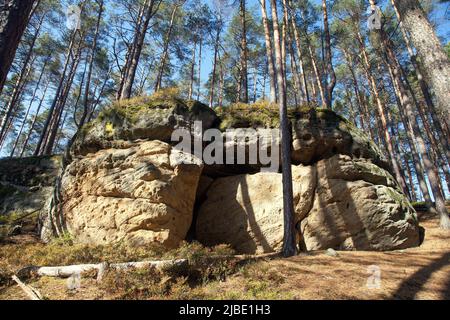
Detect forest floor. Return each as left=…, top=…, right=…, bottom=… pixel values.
left=0, top=211, right=449, bottom=300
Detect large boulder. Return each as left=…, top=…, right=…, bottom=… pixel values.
left=72, top=96, right=218, bottom=156
left=196, top=155, right=420, bottom=254
left=31, top=97, right=419, bottom=253
left=217, top=105, right=388, bottom=172
left=300, top=155, right=420, bottom=251
left=61, top=140, right=203, bottom=248
left=196, top=165, right=316, bottom=254
left=290, top=108, right=388, bottom=169
left=0, top=156, right=62, bottom=237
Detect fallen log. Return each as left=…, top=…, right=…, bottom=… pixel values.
left=16, top=252, right=280, bottom=280
left=11, top=275, right=43, bottom=300
left=18, top=259, right=189, bottom=279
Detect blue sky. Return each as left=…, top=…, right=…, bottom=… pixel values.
left=197, top=0, right=450, bottom=94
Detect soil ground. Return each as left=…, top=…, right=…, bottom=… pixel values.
left=1, top=211, right=449, bottom=300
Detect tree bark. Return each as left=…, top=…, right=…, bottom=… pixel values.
left=355, top=30, right=407, bottom=198
left=188, top=41, right=196, bottom=100
left=79, top=0, right=104, bottom=129
left=0, top=11, right=44, bottom=142
left=269, top=0, right=297, bottom=257
left=239, top=0, right=248, bottom=103
left=209, top=25, right=221, bottom=108
left=119, top=0, right=158, bottom=100
left=10, top=56, right=48, bottom=157
left=20, top=78, right=49, bottom=157
left=288, top=0, right=309, bottom=104
left=0, top=0, right=36, bottom=95
left=392, top=0, right=450, bottom=131
left=154, top=2, right=179, bottom=92
left=321, top=0, right=336, bottom=109
left=382, top=32, right=450, bottom=228
left=260, top=0, right=277, bottom=103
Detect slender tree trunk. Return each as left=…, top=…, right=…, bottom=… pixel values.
left=382, top=33, right=450, bottom=228
left=10, top=57, right=48, bottom=157
left=0, top=56, right=34, bottom=146
left=344, top=51, right=372, bottom=138
left=392, top=0, right=450, bottom=131
left=307, top=39, right=325, bottom=107
left=209, top=26, right=221, bottom=108
left=188, top=41, right=196, bottom=100
left=404, top=152, right=418, bottom=202
left=79, top=0, right=103, bottom=129
left=398, top=61, right=450, bottom=192
left=117, top=2, right=146, bottom=100
left=321, top=0, right=336, bottom=109
left=288, top=0, right=309, bottom=104
left=218, top=52, right=224, bottom=108
left=260, top=0, right=277, bottom=103
left=197, top=38, right=202, bottom=101
left=355, top=31, right=407, bottom=197
left=120, top=0, right=157, bottom=100
left=43, top=46, right=82, bottom=155
left=0, top=11, right=44, bottom=141
left=20, top=78, right=49, bottom=157
left=269, top=0, right=296, bottom=257
left=239, top=0, right=248, bottom=103
left=154, top=2, right=178, bottom=92
left=390, top=0, right=449, bottom=138
left=0, top=0, right=36, bottom=95
left=34, top=10, right=82, bottom=155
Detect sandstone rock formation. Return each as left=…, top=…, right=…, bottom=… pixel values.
left=61, top=140, right=203, bottom=248
left=0, top=156, right=62, bottom=238
left=72, top=96, right=218, bottom=156
left=32, top=96, right=420, bottom=253
left=196, top=165, right=316, bottom=253
left=62, top=140, right=202, bottom=248
left=196, top=155, right=420, bottom=253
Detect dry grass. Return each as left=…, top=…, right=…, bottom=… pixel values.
left=1, top=212, right=449, bottom=300
left=200, top=212, right=450, bottom=300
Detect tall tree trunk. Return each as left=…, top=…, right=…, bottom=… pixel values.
left=288, top=0, right=309, bottom=104
left=43, top=45, right=82, bottom=155
left=154, top=2, right=179, bottom=92
left=119, top=0, right=157, bottom=100
left=321, top=0, right=335, bottom=109
left=392, top=0, right=450, bottom=131
left=79, top=0, right=104, bottom=129
left=116, top=2, right=146, bottom=100
left=197, top=38, right=202, bottom=101
left=260, top=0, right=277, bottom=103
left=239, top=0, right=248, bottom=103
left=355, top=30, right=407, bottom=197
left=0, top=0, right=36, bottom=95
left=209, top=26, right=221, bottom=108
left=306, top=38, right=325, bottom=107
left=80, top=0, right=103, bottom=125
left=10, top=56, right=48, bottom=157
left=390, top=0, right=449, bottom=138
left=0, top=11, right=44, bottom=141
left=342, top=49, right=372, bottom=137
left=33, top=0, right=85, bottom=156
left=0, top=56, right=34, bottom=147
left=218, top=52, right=224, bottom=108
left=269, top=0, right=296, bottom=257
left=20, top=78, right=49, bottom=157
left=382, top=32, right=450, bottom=228
left=188, top=41, right=196, bottom=100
